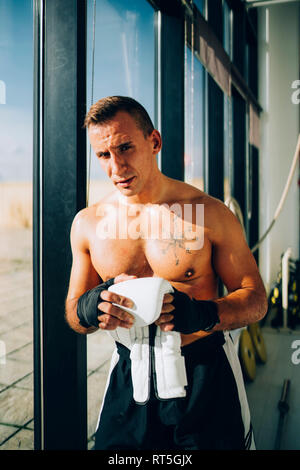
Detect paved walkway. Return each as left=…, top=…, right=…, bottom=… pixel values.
left=0, top=228, right=114, bottom=450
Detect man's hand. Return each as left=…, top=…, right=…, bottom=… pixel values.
left=155, top=289, right=221, bottom=334
left=97, top=273, right=137, bottom=330
left=155, top=293, right=175, bottom=332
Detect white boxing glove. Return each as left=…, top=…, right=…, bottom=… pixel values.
left=106, top=277, right=188, bottom=403
left=108, top=277, right=174, bottom=327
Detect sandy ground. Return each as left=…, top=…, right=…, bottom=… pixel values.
left=0, top=227, right=114, bottom=449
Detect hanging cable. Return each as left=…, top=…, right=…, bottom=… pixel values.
left=86, top=0, right=97, bottom=207
left=251, top=134, right=300, bottom=253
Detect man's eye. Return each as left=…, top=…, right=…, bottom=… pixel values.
left=99, top=152, right=110, bottom=158
left=120, top=144, right=131, bottom=152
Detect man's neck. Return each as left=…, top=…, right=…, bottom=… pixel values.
left=118, top=171, right=169, bottom=206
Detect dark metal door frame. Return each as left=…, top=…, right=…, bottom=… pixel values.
left=33, top=0, right=87, bottom=450
left=159, top=9, right=185, bottom=180
left=232, top=87, right=247, bottom=228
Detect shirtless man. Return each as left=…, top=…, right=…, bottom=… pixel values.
left=65, top=96, right=267, bottom=450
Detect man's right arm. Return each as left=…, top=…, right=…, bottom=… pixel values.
left=65, top=210, right=101, bottom=335
left=65, top=210, right=137, bottom=334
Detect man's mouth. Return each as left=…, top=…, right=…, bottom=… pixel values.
left=115, top=176, right=135, bottom=187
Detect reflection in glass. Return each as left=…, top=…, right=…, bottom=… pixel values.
left=184, top=45, right=205, bottom=191
left=223, top=0, right=232, bottom=59
left=85, top=0, right=155, bottom=449
left=193, top=0, right=204, bottom=15
left=224, top=94, right=233, bottom=202
left=223, top=0, right=233, bottom=202
left=86, top=0, right=155, bottom=206
left=0, top=0, right=33, bottom=449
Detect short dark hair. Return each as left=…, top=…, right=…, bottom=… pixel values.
left=84, top=96, right=154, bottom=137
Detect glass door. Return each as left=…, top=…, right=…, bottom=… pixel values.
left=0, top=0, right=34, bottom=450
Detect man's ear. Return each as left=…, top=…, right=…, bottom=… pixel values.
left=150, top=129, right=162, bottom=154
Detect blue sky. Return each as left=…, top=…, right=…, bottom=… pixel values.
left=0, top=0, right=33, bottom=181
left=87, top=0, right=155, bottom=114
left=86, top=0, right=155, bottom=180
left=0, top=0, right=155, bottom=182
left=0, top=0, right=33, bottom=109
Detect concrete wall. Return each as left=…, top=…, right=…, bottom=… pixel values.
left=258, top=2, right=300, bottom=292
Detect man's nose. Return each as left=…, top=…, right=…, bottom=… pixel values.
left=110, top=153, right=127, bottom=174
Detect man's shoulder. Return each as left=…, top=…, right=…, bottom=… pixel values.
left=73, top=205, right=95, bottom=228
left=203, top=195, right=245, bottom=245
left=168, top=179, right=226, bottom=209
left=166, top=179, right=204, bottom=203
left=73, top=190, right=117, bottom=223
left=169, top=181, right=243, bottom=240
left=71, top=191, right=118, bottom=249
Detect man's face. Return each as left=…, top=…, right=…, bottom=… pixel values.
left=88, top=111, right=161, bottom=197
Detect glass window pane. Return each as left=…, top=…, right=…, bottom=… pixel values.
left=184, top=45, right=205, bottom=191
left=223, top=0, right=232, bottom=59
left=193, top=0, right=204, bottom=14
left=224, top=94, right=233, bottom=202
left=86, top=0, right=155, bottom=206
left=0, top=0, right=33, bottom=449
left=85, top=0, right=155, bottom=450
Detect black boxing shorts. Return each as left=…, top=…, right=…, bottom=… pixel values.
left=94, top=327, right=254, bottom=450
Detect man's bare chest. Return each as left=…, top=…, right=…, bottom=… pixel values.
left=87, top=202, right=214, bottom=283
left=88, top=232, right=213, bottom=285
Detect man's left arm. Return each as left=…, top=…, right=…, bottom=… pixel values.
left=208, top=201, right=268, bottom=331
left=157, top=199, right=268, bottom=334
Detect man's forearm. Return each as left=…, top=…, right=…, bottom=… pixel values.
left=212, top=287, right=268, bottom=332
left=65, top=298, right=97, bottom=335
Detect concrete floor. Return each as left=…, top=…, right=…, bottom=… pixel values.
left=0, top=228, right=299, bottom=450
left=245, top=327, right=300, bottom=450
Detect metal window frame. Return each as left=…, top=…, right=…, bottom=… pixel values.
left=159, top=9, right=185, bottom=179
left=33, top=0, right=87, bottom=450
left=207, top=0, right=223, bottom=43
left=205, top=2, right=225, bottom=200
left=150, top=0, right=185, bottom=179
left=184, top=13, right=207, bottom=189
left=249, top=145, right=259, bottom=263
left=206, top=76, right=225, bottom=201
left=232, top=87, right=247, bottom=225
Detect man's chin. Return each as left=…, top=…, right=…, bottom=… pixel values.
left=115, top=184, right=138, bottom=196
left=114, top=178, right=140, bottom=196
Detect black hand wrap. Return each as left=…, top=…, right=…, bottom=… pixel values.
left=171, top=288, right=220, bottom=334
left=77, top=278, right=115, bottom=328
